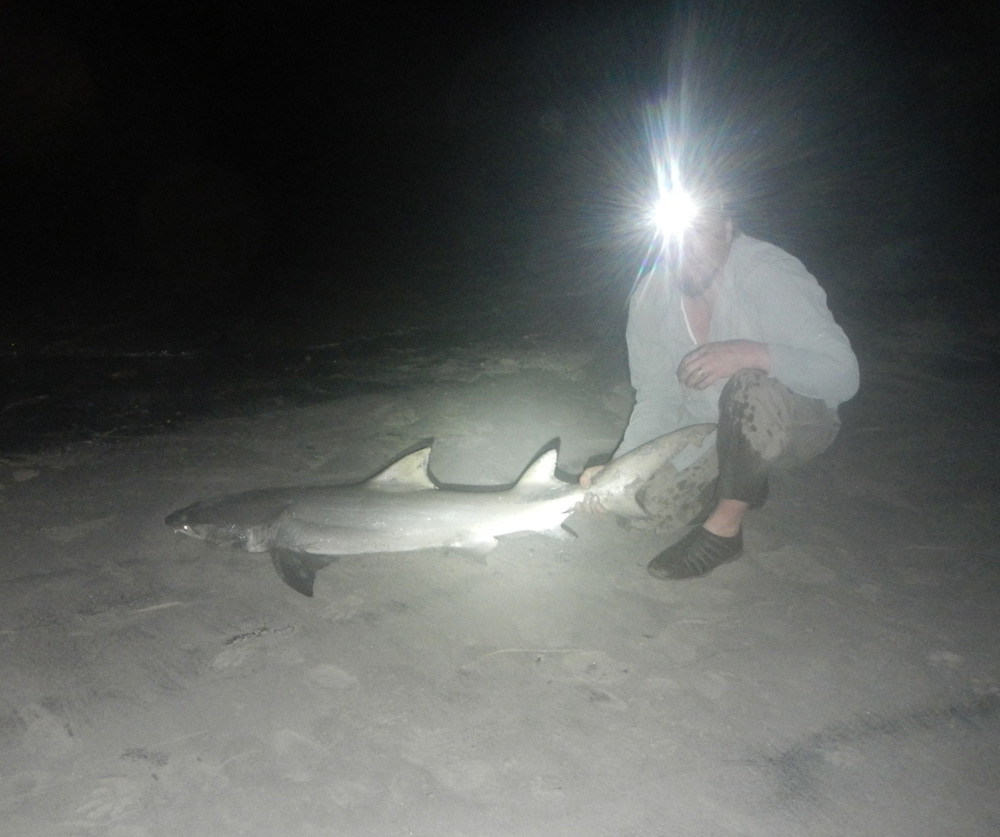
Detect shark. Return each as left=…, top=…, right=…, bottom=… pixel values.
left=165, top=424, right=717, bottom=596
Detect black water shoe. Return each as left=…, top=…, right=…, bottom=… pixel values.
left=647, top=527, right=743, bottom=580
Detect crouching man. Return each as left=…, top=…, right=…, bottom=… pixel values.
left=581, top=193, right=859, bottom=579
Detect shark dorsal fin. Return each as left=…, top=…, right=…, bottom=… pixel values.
left=366, top=447, right=436, bottom=490
left=511, top=449, right=562, bottom=491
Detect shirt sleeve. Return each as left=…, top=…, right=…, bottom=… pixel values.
left=613, top=287, right=687, bottom=457
left=745, top=246, right=859, bottom=406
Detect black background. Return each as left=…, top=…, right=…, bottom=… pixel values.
left=2, top=0, right=998, bottom=447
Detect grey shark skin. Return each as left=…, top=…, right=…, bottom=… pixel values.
left=165, top=424, right=717, bottom=596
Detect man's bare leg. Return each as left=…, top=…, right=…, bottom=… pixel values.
left=702, top=498, right=748, bottom=538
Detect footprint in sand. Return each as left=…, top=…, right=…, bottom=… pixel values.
left=40, top=515, right=117, bottom=544
left=21, top=702, right=77, bottom=759
left=75, top=776, right=145, bottom=824
left=306, top=663, right=358, bottom=690
left=927, top=650, right=964, bottom=668
left=402, top=731, right=498, bottom=799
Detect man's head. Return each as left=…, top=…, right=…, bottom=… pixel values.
left=647, top=177, right=739, bottom=296
left=666, top=205, right=735, bottom=297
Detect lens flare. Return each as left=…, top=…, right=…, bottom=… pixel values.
left=650, top=185, right=699, bottom=240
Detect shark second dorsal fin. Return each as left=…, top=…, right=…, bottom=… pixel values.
left=366, top=447, right=436, bottom=490
left=512, top=448, right=563, bottom=491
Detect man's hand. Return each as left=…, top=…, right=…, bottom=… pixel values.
left=677, top=340, right=770, bottom=390
left=579, top=465, right=604, bottom=489
left=576, top=465, right=608, bottom=514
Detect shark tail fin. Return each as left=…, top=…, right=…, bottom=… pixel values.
left=270, top=549, right=338, bottom=597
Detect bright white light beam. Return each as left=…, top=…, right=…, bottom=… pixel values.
left=650, top=185, right=699, bottom=240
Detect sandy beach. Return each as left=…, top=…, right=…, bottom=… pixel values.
left=2, top=284, right=998, bottom=836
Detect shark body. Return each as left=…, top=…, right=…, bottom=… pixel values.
left=166, top=424, right=716, bottom=595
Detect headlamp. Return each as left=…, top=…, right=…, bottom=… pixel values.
left=650, top=186, right=699, bottom=240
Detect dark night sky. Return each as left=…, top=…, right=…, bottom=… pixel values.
left=2, top=0, right=998, bottom=332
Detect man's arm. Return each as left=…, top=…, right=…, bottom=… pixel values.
left=745, top=246, right=859, bottom=406
left=613, top=291, right=687, bottom=457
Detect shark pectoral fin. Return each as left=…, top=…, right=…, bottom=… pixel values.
left=270, top=549, right=338, bottom=597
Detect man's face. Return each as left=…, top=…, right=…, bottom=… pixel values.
left=666, top=215, right=734, bottom=296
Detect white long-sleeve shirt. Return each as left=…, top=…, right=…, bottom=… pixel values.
left=616, top=234, right=860, bottom=457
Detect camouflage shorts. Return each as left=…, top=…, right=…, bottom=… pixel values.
left=623, top=369, right=841, bottom=532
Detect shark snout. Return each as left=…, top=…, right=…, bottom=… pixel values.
left=165, top=507, right=204, bottom=538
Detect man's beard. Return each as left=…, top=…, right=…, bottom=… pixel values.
left=679, top=268, right=715, bottom=297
